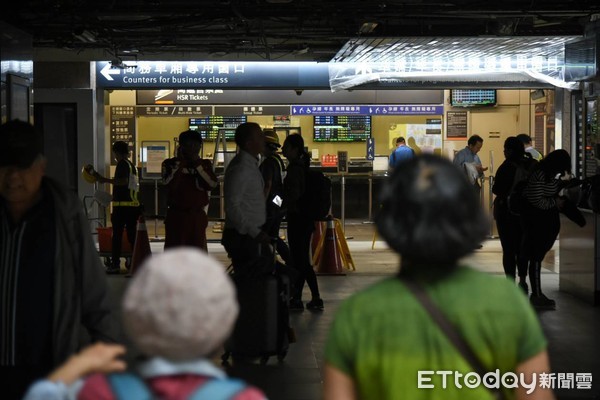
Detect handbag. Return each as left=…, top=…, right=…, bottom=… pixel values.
left=401, top=277, right=505, bottom=400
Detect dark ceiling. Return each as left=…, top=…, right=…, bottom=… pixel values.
left=2, top=0, right=600, bottom=62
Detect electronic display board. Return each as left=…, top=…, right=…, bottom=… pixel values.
left=450, top=89, right=496, bottom=107
left=313, top=115, right=371, bottom=142
left=188, top=115, right=247, bottom=141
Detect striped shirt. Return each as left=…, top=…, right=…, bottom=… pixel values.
left=523, top=169, right=559, bottom=210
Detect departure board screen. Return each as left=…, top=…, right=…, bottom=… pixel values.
left=450, top=89, right=496, bottom=107
left=189, top=116, right=247, bottom=141
left=313, top=115, right=371, bottom=142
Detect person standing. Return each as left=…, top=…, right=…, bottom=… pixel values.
left=221, top=122, right=272, bottom=278
left=323, top=155, right=554, bottom=400
left=0, top=120, right=120, bottom=400
left=161, top=130, right=218, bottom=252
left=521, top=149, right=572, bottom=309
left=453, top=134, right=488, bottom=193
left=492, top=137, right=537, bottom=293
left=282, top=134, right=323, bottom=311
left=93, top=141, right=141, bottom=274
left=388, top=136, right=415, bottom=169
left=517, top=133, right=544, bottom=161
left=260, top=129, right=291, bottom=264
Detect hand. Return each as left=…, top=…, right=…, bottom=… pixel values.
left=47, top=343, right=127, bottom=385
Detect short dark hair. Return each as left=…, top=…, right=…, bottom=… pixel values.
left=396, top=137, right=405, bottom=144
left=179, top=129, right=203, bottom=146
left=516, top=133, right=532, bottom=145
left=504, top=136, right=525, bottom=160
left=375, top=154, right=487, bottom=274
left=467, top=135, right=483, bottom=147
left=540, top=149, right=571, bottom=178
left=0, top=119, right=43, bottom=168
left=112, top=140, right=130, bottom=155
left=235, top=122, right=261, bottom=149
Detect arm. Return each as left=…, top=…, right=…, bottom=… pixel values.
left=515, top=351, right=555, bottom=400
left=94, top=161, right=129, bottom=186
left=323, top=364, right=358, bottom=400
left=282, top=164, right=304, bottom=212
left=194, top=159, right=218, bottom=190
left=22, top=343, right=126, bottom=400
left=492, top=163, right=513, bottom=197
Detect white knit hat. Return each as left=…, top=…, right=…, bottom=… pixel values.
left=122, top=248, right=238, bottom=361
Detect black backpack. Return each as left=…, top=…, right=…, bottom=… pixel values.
left=302, top=169, right=332, bottom=220
left=506, top=160, right=535, bottom=216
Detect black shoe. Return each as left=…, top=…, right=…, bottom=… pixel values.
left=289, top=299, right=304, bottom=311
left=518, top=281, right=529, bottom=295
left=105, top=266, right=121, bottom=275
left=530, top=294, right=556, bottom=310
left=306, top=298, right=324, bottom=311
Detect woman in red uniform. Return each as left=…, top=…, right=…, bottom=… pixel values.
left=161, top=130, right=218, bottom=251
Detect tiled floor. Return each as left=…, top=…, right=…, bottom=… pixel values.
left=105, top=220, right=600, bottom=400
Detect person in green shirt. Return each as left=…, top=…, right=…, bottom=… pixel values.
left=323, top=154, right=554, bottom=400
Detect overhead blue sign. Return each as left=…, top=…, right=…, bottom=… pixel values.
left=291, top=105, right=443, bottom=115
left=96, top=61, right=331, bottom=89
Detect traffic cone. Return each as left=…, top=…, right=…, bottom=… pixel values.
left=316, top=216, right=345, bottom=275
left=127, top=215, right=152, bottom=277
left=311, top=220, right=325, bottom=256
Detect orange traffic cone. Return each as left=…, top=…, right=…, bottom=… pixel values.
left=127, top=215, right=152, bottom=277
left=316, top=216, right=345, bottom=275
left=311, top=220, right=325, bottom=256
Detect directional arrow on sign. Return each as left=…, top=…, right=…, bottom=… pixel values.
left=100, top=64, right=121, bottom=81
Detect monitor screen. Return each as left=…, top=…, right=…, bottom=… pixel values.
left=450, top=89, right=497, bottom=107
left=372, top=156, right=389, bottom=172
left=189, top=116, right=246, bottom=141
left=564, top=36, right=598, bottom=82
left=313, top=115, right=371, bottom=142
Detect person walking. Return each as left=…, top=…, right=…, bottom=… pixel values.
left=161, top=130, right=218, bottom=251
left=323, top=154, right=554, bottom=400
left=221, top=122, right=272, bottom=278
left=281, top=134, right=323, bottom=311
left=93, top=140, right=141, bottom=274
left=260, top=129, right=291, bottom=264
left=0, top=120, right=121, bottom=400
left=492, top=136, right=538, bottom=293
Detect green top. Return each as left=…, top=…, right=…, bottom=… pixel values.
left=324, top=266, right=547, bottom=400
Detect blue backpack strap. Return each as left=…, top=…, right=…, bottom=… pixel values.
left=107, top=372, right=153, bottom=400
left=188, top=378, right=247, bottom=400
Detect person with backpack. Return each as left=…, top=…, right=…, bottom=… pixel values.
left=492, top=136, right=538, bottom=293
left=22, top=248, right=268, bottom=400
left=260, top=129, right=291, bottom=264
left=281, top=134, right=324, bottom=311
left=521, top=149, right=572, bottom=310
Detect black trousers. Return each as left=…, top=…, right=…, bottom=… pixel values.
left=495, top=204, right=528, bottom=279
left=262, top=212, right=291, bottom=265
left=287, top=213, right=320, bottom=301
left=111, top=206, right=140, bottom=267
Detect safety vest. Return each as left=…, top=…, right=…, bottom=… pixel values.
left=113, top=160, right=140, bottom=207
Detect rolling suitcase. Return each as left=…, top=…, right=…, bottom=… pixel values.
left=222, top=245, right=292, bottom=365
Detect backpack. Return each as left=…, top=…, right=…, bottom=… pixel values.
left=107, top=372, right=247, bottom=399
left=302, top=169, right=332, bottom=220
left=506, top=161, right=533, bottom=216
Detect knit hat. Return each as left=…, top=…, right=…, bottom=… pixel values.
left=122, top=248, right=238, bottom=361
